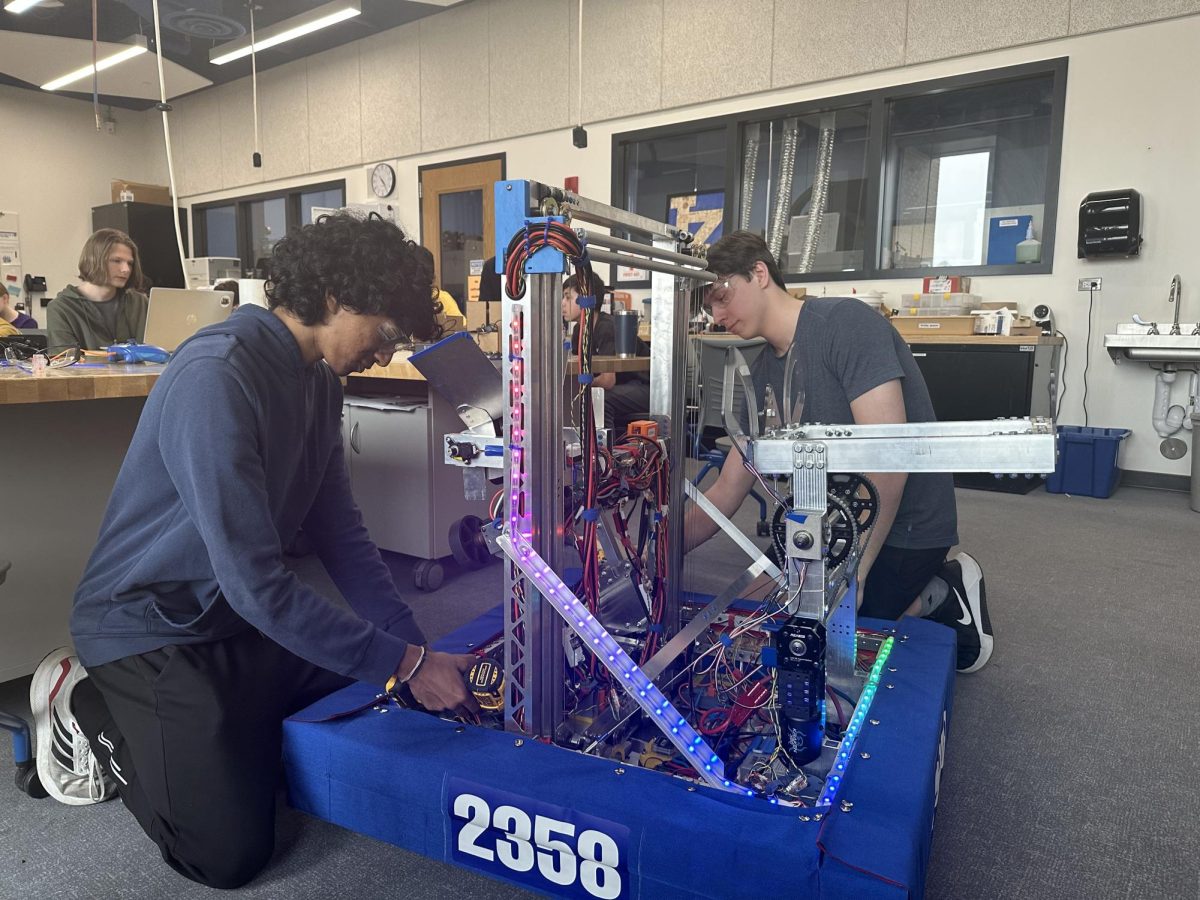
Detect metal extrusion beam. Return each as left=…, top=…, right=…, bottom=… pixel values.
left=579, top=229, right=706, bottom=268
left=585, top=248, right=716, bottom=283
left=749, top=421, right=1057, bottom=476
left=558, top=190, right=684, bottom=242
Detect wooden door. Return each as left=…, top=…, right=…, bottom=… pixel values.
left=419, top=156, right=505, bottom=307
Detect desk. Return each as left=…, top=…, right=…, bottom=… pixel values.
left=0, top=365, right=162, bottom=680
left=360, top=354, right=650, bottom=379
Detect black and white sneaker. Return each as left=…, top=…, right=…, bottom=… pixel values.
left=934, top=552, right=993, bottom=673
left=30, top=648, right=116, bottom=806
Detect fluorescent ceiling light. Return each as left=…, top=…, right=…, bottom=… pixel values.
left=40, top=35, right=148, bottom=91
left=5, top=0, right=46, bottom=13
left=209, top=0, right=361, bottom=66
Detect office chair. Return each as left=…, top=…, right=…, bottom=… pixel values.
left=690, top=336, right=772, bottom=536
left=0, top=559, right=47, bottom=798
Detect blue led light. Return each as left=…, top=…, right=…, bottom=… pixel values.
left=499, top=532, right=735, bottom=794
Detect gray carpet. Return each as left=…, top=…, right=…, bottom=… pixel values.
left=2, top=486, right=1198, bottom=898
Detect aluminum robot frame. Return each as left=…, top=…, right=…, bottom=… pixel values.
left=465, top=178, right=1056, bottom=800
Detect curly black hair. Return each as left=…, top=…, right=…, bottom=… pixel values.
left=264, top=213, right=437, bottom=338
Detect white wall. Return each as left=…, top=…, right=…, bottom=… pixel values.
left=178, top=13, right=1200, bottom=478
left=0, top=85, right=167, bottom=308
left=7, top=2, right=1198, bottom=478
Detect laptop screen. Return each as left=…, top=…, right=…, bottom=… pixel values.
left=144, top=288, right=235, bottom=351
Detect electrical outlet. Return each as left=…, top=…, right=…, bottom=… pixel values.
left=1078, top=277, right=1102, bottom=292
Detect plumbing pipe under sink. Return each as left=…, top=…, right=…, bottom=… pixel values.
left=1152, top=368, right=1197, bottom=439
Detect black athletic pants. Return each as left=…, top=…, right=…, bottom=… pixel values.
left=860, top=544, right=951, bottom=620
left=72, top=629, right=351, bottom=889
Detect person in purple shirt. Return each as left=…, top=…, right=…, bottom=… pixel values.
left=29, top=213, right=478, bottom=889
left=0, top=288, right=37, bottom=329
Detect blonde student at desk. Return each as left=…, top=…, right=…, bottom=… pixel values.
left=46, top=229, right=149, bottom=353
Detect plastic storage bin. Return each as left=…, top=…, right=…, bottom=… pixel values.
left=1045, top=425, right=1131, bottom=498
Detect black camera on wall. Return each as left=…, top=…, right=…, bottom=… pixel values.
left=1078, top=189, right=1142, bottom=259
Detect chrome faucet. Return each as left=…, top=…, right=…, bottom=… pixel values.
left=1168, top=274, right=1182, bottom=335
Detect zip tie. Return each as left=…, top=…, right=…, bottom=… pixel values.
left=578, top=373, right=594, bottom=385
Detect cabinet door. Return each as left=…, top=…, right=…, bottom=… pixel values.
left=909, top=345, right=1035, bottom=421
left=344, top=402, right=434, bottom=558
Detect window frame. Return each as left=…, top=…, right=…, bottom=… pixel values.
left=192, top=178, right=347, bottom=274
left=612, top=58, right=1067, bottom=284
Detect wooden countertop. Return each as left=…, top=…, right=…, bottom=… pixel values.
left=0, top=363, right=164, bottom=405
left=690, top=332, right=1063, bottom=346
left=352, top=355, right=650, bottom=382
left=901, top=334, right=1063, bottom=346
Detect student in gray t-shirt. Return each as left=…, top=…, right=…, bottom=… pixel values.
left=682, top=231, right=992, bottom=673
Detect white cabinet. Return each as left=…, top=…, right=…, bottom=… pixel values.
left=342, top=394, right=484, bottom=561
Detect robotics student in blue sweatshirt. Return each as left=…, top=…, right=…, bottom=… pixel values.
left=31, top=213, right=479, bottom=889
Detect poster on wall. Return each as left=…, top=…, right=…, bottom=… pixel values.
left=0, top=210, right=24, bottom=312
left=666, top=190, right=724, bottom=245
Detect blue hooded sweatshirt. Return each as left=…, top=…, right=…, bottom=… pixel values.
left=70, top=305, right=423, bottom=684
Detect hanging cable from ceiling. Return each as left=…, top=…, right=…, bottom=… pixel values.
left=250, top=2, right=262, bottom=168
left=149, top=0, right=189, bottom=283
left=571, top=0, right=586, bottom=148
left=91, top=0, right=100, bottom=131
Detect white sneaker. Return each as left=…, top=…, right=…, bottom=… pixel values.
left=30, top=648, right=116, bottom=806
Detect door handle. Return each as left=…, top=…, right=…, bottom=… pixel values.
left=350, top=421, right=361, bottom=454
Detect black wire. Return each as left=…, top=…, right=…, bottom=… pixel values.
left=1054, top=329, right=1068, bottom=421
left=1082, top=288, right=1094, bottom=427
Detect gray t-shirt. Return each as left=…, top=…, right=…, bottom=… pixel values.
left=746, top=297, right=958, bottom=550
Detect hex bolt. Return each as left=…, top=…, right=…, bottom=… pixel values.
left=885, top=683, right=895, bottom=689
left=454, top=725, right=466, bottom=734
left=840, top=800, right=854, bottom=813
left=869, top=719, right=880, bottom=726
left=799, top=815, right=811, bottom=822
left=514, top=738, right=524, bottom=747
left=614, top=767, right=626, bottom=776
left=792, top=530, right=815, bottom=550
left=860, top=751, right=871, bottom=760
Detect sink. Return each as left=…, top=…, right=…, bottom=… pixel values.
left=1105, top=324, right=1200, bottom=364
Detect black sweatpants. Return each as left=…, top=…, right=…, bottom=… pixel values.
left=860, top=544, right=950, bottom=621
left=72, top=629, right=351, bottom=889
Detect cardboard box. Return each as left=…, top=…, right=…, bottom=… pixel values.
left=465, top=301, right=501, bottom=331
left=110, top=180, right=172, bottom=205
left=979, top=301, right=1019, bottom=311
left=474, top=330, right=501, bottom=354
left=787, top=287, right=808, bottom=300
left=922, top=275, right=971, bottom=294
left=891, top=315, right=977, bottom=336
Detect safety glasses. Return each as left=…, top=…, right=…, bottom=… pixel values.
left=2, top=344, right=81, bottom=373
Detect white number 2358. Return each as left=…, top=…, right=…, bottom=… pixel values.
left=453, top=792, right=622, bottom=898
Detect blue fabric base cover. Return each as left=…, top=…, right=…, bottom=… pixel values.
left=282, top=615, right=955, bottom=899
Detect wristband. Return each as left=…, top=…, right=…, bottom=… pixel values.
left=385, top=645, right=427, bottom=692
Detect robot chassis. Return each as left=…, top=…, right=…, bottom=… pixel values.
left=442, top=179, right=1057, bottom=801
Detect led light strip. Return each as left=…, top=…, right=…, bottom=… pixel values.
left=816, top=635, right=894, bottom=807
left=497, top=531, right=746, bottom=795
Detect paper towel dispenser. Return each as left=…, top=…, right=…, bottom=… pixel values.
left=1078, top=189, right=1142, bottom=258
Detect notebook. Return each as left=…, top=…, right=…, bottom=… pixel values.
left=144, top=287, right=235, bottom=351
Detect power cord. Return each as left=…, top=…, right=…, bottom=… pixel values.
left=1081, top=286, right=1095, bottom=426
left=1054, top=330, right=1068, bottom=421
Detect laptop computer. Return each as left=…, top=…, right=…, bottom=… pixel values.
left=144, top=287, right=235, bottom=351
